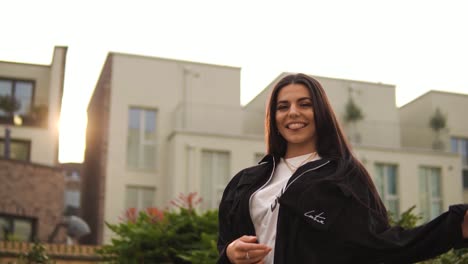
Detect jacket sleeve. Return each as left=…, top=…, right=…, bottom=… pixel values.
left=216, top=170, right=244, bottom=264
left=337, top=183, right=468, bottom=263
left=354, top=204, right=468, bottom=263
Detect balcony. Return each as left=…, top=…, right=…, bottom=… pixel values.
left=172, top=102, right=244, bottom=136
left=0, top=106, right=48, bottom=128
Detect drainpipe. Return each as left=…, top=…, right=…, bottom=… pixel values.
left=4, top=126, right=10, bottom=159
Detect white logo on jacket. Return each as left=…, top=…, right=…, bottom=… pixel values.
left=304, top=210, right=326, bottom=225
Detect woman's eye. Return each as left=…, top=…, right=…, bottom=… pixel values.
left=277, top=105, right=288, bottom=110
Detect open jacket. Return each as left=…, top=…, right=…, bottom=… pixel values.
left=217, top=155, right=468, bottom=264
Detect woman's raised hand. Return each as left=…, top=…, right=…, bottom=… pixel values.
left=226, top=235, right=272, bottom=264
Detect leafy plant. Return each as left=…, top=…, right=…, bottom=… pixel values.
left=0, top=95, right=21, bottom=117
left=99, top=192, right=219, bottom=264
left=429, top=107, right=447, bottom=150
left=388, top=205, right=422, bottom=229
left=18, top=242, right=54, bottom=264
left=344, top=97, right=364, bottom=123
left=429, top=108, right=446, bottom=132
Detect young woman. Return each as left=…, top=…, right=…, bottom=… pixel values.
left=217, top=73, right=468, bottom=263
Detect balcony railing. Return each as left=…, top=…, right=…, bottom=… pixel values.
left=172, top=102, right=245, bottom=135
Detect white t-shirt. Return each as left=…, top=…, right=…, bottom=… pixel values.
left=250, top=153, right=320, bottom=264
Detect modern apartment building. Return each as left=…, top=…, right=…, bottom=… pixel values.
left=0, top=46, right=67, bottom=243
left=399, top=91, right=468, bottom=201
left=82, top=54, right=464, bottom=244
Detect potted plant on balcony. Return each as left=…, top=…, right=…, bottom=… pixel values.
left=344, top=95, right=364, bottom=143
left=0, top=95, right=21, bottom=124
left=429, top=107, right=447, bottom=150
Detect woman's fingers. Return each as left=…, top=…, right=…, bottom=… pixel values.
left=226, top=236, right=272, bottom=263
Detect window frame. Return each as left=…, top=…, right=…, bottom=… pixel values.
left=0, top=213, right=37, bottom=242
left=0, top=138, right=31, bottom=161
left=124, top=185, right=156, bottom=211
left=0, top=77, right=36, bottom=118
left=201, top=149, right=231, bottom=209
left=419, top=166, right=443, bottom=222
left=126, top=106, right=158, bottom=172
left=451, top=137, right=468, bottom=168
left=374, top=163, right=400, bottom=216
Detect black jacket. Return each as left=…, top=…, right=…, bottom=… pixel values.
left=217, top=155, right=468, bottom=263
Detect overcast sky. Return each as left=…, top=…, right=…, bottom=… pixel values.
left=1, top=0, right=467, bottom=162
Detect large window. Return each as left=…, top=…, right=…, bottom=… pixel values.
left=201, top=150, right=230, bottom=209
left=64, top=190, right=81, bottom=215
left=0, top=214, right=36, bottom=242
left=0, top=78, right=34, bottom=116
left=127, top=107, right=157, bottom=171
left=0, top=138, right=31, bottom=161
left=125, top=186, right=156, bottom=211
left=451, top=137, right=468, bottom=167
left=375, top=163, right=399, bottom=217
left=419, top=167, right=443, bottom=222
left=451, top=137, right=468, bottom=188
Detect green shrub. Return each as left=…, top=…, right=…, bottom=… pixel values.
left=98, top=192, right=219, bottom=263
left=18, top=242, right=54, bottom=264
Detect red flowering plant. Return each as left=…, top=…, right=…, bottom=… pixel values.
left=99, top=192, right=219, bottom=264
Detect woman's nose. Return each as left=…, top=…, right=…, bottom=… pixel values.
left=289, top=104, right=299, bottom=116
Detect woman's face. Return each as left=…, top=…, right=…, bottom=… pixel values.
left=275, top=83, right=317, bottom=155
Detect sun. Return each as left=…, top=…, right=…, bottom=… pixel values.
left=58, top=111, right=87, bottom=163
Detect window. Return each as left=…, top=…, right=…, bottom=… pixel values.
left=64, top=190, right=81, bottom=209
left=464, top=170, right=468, bottom=189
left=0, top=214, right=36, bottom=242
left=125, top=186, right=155, bottom=211
left=451, top=137, right=468, bottom=168
left=0, top=138, right=31, bottom=161
left=0, top=78, right=34, bottom=116
left=201, top=150, right=230, bottom=209
left=419, top=167, right=442, bottom=222
left=375, top=163, right=399, bottom=217
left=127, top=107, right=157, bottom=171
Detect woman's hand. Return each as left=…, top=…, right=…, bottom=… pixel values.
left=226, top=235, right=272, bottom=264
left=462, top=210, right=468, bottom=238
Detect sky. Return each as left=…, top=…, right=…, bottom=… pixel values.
left=1, top=0, right=467, bottom=163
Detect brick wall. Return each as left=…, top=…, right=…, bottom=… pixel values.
left=0, top=159, right=66, bottom=242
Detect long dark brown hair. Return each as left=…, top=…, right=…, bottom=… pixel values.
left=265, top=73, right=388, bottom=223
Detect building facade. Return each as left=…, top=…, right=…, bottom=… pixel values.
left=82, top=56, right=465, bottom=244
left=399, top=91, right=468, bottom=201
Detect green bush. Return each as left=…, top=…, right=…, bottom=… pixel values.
left=98, top=193, right=219, bottom=264
left=18, top=242, right=54, bottom=264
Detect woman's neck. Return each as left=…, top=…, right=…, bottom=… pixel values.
left=284, top=145, right=316, bottom=159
